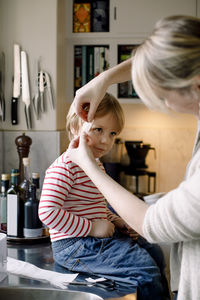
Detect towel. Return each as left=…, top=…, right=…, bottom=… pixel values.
left=7, top=257, right=78, bottom=289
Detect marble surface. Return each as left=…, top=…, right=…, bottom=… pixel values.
left=0, top=242, right=137, bottom=299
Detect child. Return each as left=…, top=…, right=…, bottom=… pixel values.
left=39, top=93, right=165, bottom=299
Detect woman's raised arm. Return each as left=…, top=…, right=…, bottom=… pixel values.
left=73, top=58, right=132, bottom=122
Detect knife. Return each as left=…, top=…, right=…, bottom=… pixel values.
left=45, top=72, right=54, bottom=109
left=21, top=50, right=32, bottom=129
left=32, top=60, right=40, bottom=119
left=0, top=52, right=6, bottom=121
left=11, top=44, right=21, bottom=125
left=39, top=71, right=45, bottom=113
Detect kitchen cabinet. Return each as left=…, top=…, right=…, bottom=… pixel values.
left=66, top=0, right=143, bottom=103
left=112, top=0, right=197, bottom=36
left=198, top=0, right=200, bottom=17
left=65, top=0, right=197, bottom=103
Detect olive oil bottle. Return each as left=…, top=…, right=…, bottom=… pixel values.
left=24, top=183, right=42, bottom=238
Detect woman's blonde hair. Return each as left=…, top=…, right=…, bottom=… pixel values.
left=66, top=93, right=124, bottom=140
left=132, top=15, right=200, bottom=111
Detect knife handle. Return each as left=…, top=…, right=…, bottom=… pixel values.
left=11, top=97, right=18, bottom=125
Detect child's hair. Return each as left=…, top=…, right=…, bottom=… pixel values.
left=66, top=93, right=124, bottom=141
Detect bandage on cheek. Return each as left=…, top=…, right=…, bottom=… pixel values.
left=82, top=121, right=93, bottom=134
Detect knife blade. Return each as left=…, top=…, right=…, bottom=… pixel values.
left=21, top=50, right=31, bottom=129
left=11, top=44, right=21, bottom=125
left=32, top=60, right=40, bottom=119
left=45, top=72, right=54, bottom=109
left=39, top=71, right=45, bottom=113
left=0, top=52, right=6, bottom=121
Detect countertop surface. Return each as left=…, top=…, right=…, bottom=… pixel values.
left=0, top=239, right=137, bottom=300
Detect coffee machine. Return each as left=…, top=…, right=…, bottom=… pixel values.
left=123, top=141, right=156, bottom=198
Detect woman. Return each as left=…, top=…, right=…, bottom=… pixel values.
left=68, top=15, right=200, bottom=300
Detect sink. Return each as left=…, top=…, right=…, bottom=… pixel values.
left=0, top=287, right=103, bottom=300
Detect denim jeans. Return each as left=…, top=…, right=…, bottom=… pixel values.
left=138, top=237, right=170, bottom=299
left=52, top=231, right=164, bottom=299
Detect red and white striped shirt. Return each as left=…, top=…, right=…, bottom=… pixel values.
left=39, top=151, right=118, bottom=242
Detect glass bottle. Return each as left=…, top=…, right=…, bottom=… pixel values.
left=32, top=172, right=40, bottom=200
left=0, top=174, right=10, bottom=233
left=7, top=169, right=24, bottom=237
left=20, top=157, right=32, bottom=203
left=23, top=183, right=43, bottom=238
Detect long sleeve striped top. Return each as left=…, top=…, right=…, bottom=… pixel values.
left=39, top=151, right=118, bottom=242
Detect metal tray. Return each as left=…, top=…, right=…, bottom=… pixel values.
left=7, top=235, right=50, bottom=244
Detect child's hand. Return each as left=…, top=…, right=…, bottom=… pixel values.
left=126, top=227, right=140, bottom=240
left=89, top=219, right=115, bottom=238
left=113, top=218, right=139, bottom=240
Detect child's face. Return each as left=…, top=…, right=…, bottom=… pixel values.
left=85, top=112, right=119, bottom=159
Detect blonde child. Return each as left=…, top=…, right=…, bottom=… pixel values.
left=39, top=93, right=165, bottom=299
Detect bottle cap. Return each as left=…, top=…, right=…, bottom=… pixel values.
left=1, top=174, right=10, bottom=180
left=32, top=172, right=40, bottom=179
left=11, top=169, right=19, bottom=176
left=23, top=157, right=30, bottom=166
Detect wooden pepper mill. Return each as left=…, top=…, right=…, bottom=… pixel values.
left=15, top=133, right=32, bottom=183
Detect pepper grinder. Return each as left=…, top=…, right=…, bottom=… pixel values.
left=15, top=133, right=32, bottom=183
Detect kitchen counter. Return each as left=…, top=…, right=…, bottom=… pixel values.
left=0, top=240, right=137, bottom=300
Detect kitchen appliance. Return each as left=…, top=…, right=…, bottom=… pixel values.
left=125, top=141, right=156, bottom=169
left=124, top=141, right=156, bottom=197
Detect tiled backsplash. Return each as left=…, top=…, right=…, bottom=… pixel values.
left=1, top=130, right=68, bottom=188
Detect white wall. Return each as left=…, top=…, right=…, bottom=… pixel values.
left=0, top=0, right=69, bottom=177
left=0, top=0, right=58, bottom=131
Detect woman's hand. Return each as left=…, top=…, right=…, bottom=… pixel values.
left=73, top=72, right=108, bottom=122
left=73, top=58, right=132, bottom=122
left=68, top=130, right=95, bottom=169
left=89, top=219, right=115, bottom=238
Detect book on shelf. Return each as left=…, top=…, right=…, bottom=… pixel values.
left=82, top=45, right=87, bottom=85
left=94, top=47, right=100, bottom=77
left=99, top=47, right=105, bottom=73
left=74, top=46, right=82, bottom=93
left=118, top=45, right=138, bottom=98
left=73, top=3, right=91, bottom=33
left=74, top=45, right=109, bottom=94
left=92, top=0, right=109, bottom=32
left=87, top=46, right=94, bottom=82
